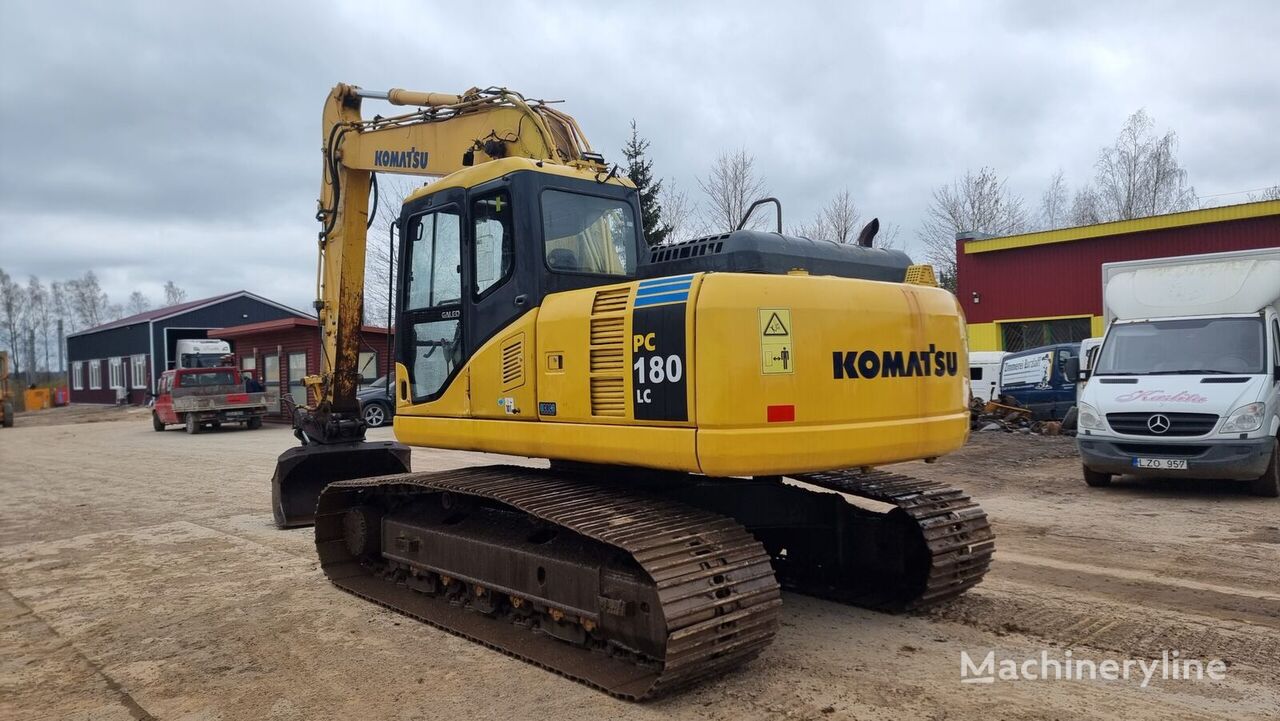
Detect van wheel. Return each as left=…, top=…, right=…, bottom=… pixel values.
left=1083, top=464, right=1112, bottom=487
left=247, top=417, right=262, bottom=430
left=1249, top=440, right=1280, bottom=498
left=185, top=415, right=200, bottom=434
left=152, top=412, right=165, bottom=432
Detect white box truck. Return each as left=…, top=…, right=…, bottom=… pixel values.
left=1073, top=247, right=1280, bottom=496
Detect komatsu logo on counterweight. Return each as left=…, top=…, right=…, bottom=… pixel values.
left=832, top=346, right=959, bottom=379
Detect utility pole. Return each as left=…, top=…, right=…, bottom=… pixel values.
left=26, top=328, right=35, bottom=386
left=57, top=319, right=65, bottom=377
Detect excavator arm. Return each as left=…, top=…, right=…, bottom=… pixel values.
left=272, top=83, right=606, bottom=526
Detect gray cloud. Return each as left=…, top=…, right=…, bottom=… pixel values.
left=1, top=0, right=1277, bottom=312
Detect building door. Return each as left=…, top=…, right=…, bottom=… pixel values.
left=288, top=352, right=308, bottom=407
left=263, top=354, right=280, bottom=413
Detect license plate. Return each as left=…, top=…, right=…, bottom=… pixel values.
left=1133, top=457, right=1187, bottom=470
left=226, top=411, right=244, bottom=418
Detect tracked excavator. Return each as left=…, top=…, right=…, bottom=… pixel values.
left=271, top=83, right=994, bottom=699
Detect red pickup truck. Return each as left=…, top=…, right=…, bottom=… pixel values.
left=153, top=367, right=268, bottom=434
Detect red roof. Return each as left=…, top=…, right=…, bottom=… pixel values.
left=210, top=317, right=391, bottom=338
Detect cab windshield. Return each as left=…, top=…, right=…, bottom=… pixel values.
left=541, top=190, right=637, bottom=276
left=1094, top=317, right=1265, bottom=375
left=181, top=353, right=227, bottom=368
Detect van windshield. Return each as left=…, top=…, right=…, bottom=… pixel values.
left=1094, top=317, right=1265, bottom=375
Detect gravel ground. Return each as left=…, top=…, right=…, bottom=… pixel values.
left=1, top=413, right=1277, bottom=720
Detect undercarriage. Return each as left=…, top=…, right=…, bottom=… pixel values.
left=312, top=463, right=994, bottom=699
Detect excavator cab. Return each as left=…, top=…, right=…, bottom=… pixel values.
left=395, top=161, right=641, bottom=406
left=271, top=158, right=644, bottom=528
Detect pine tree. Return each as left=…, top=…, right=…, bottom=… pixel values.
left=622, top=120, right=669, bottom=246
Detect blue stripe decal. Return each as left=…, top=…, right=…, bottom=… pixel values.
left=636, top=283, right=692, bottom=298
left=637, top=274, right=694, bottom=289
left=633, top=291, right=689, bottom=307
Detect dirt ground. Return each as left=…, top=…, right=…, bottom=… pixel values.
left=1, top=415, right=1277, bottom=720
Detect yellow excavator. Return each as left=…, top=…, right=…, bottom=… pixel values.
left=271, top=83, right=994, bottom=699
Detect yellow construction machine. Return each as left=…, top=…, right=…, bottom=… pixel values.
left=271, top=83, right=994, bottom=699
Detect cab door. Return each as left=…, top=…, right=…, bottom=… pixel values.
left=399, top=202, right=465, bottom=408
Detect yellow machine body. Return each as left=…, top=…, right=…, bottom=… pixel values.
left=392, top=271, right=970, bottom=476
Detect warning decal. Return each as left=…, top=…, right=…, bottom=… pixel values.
left=758, top=308, right=793, bottom=375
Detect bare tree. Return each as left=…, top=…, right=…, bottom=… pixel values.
left=0, top=269, right=21, bottom=375
left=658, top=181, right=706, bottom=243
left=698, top=148, right=770, bottom=232
left=1039, top=169, right=1070, bottom=230
left=798, top=188, right=862, bottom=243
left=1069, top=185, right=1103, bottom=226
left=1248, top=185, right=1280, bottom=202
left=918, top=167, right=1028, bottom=290
left=26, top=277, right=51, bottom=372
left=126, top=291, right=150, bottom=316
left=66, top=271, right=110, bottom=328
left=1093, top=109, right=1196, bottom=220
left=874, top=220, right=902, bottom=250
left=365, top=176, right=422, bottom=326
left=163, top=280, right=187, bottom=306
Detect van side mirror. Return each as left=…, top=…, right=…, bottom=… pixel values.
left=1274, top=364, right=1280, bottom=382
left=1063, top=357, right=1080, bottom=382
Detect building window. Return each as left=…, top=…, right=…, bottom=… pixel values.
left=72, top=361, right=84, bottom=390
left=358, top=351, right=378, bottom=384
left=1000, top=317, right=1093, bottom=353
left=109, top=357, right=123, bottom=389
left=131, top=355, right=147, bottom=389
left=89, top=361, right=102, bottom=389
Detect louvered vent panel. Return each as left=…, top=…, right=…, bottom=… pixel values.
left=591, top=287, right=630, bottom=314
left=589, top=287, right=629, bottom=417
left=590, top=347, right=624, bottom=372
left=589, top=377, right=626, bottom=416
left=589, top=317, right=624, bottom=345
left=500, top=334, right=524, bottom=390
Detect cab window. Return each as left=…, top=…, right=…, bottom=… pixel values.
left=405, top=208, right=462, bottom=310
left=541, top=190, right=637, bottom=276
left=473, top=190, right=514, bottom=297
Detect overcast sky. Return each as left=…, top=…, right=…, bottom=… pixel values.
left=1, top=1, right=1277, bottom=314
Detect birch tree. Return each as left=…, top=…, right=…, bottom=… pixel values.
left=918, top=167, right=1028, bottom=290
left=698, top=148, right=770, bottom=232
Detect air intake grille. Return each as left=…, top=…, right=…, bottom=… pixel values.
left=500, top=334, right=524, bottom=390
left=588, top=287, right=630, bottom=417
left=904, top=264, right=938, bottom=286
left=648, top=235, right=727, bottom=264
left=1106, top=412, right=1218, bottom=437
left=592, top=287, right=630, bottom=314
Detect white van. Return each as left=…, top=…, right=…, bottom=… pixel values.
left=1074, top=248, right=1280, bottom=496
left=968, top=351, right=1007, bottom=401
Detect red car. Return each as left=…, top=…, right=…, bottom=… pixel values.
left=153, top=367, right=267, bottom=434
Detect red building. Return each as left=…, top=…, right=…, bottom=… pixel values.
left=209, top=318, right=392, bottom=421
left=956, top=200, right=1280, bottom=351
